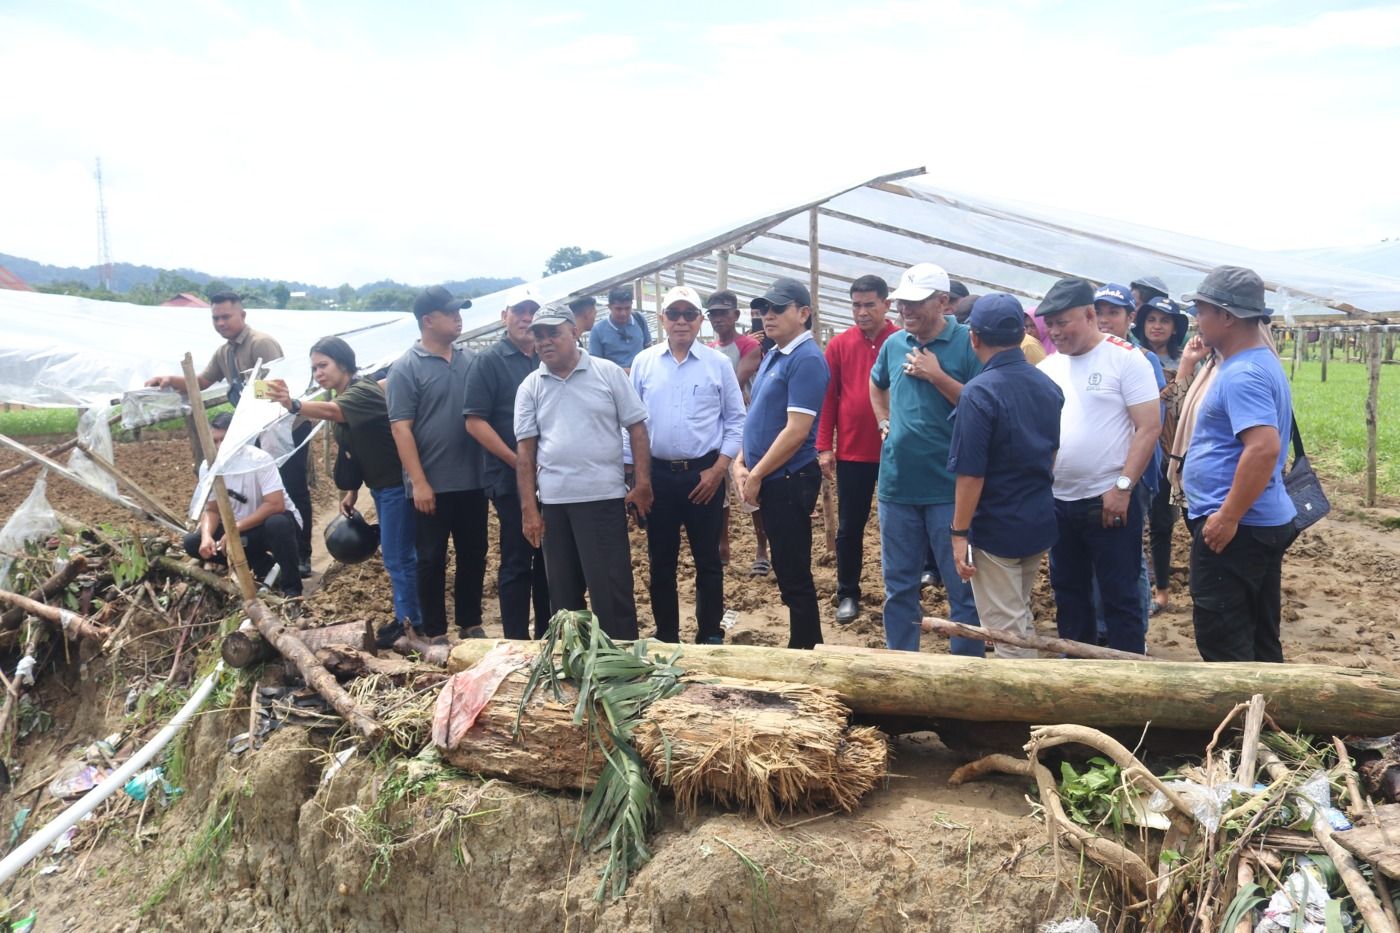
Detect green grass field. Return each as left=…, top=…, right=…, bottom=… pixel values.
left=0, top=363, right=1394, bottom=497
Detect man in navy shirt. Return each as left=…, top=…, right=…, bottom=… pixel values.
left=732, top=278, right=830, bottom=649
left=1182, top=266, right=1295, bottom=662
left=589, top=285, right=652, bottom=370
left=946, top=295, right=1064, bottom=658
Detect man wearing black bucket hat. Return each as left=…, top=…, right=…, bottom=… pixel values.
left=1182, top=266, right=1295, bottom=663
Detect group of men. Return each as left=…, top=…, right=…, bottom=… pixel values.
left=166, top=258, right=1298, bottom=664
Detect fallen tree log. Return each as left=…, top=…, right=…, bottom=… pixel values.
left=222, top=619, right=374, bottom=669
left=155, top=556, right=240, bottom=598
left=921, top=616, right=1160, bottom=662
left=447, top=640, right=1400, bottom=736
left=0, top=555, right=87, bottom=632
left=244, top=600, right=382, bottom=742
left=0, top=588, right=110, bottom=642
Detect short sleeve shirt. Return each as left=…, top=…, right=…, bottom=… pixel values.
left=1037, top=336, right=1159, bottom=502
left=589, top=311, right=651, bottom=369
left=513, top=351, right=648, bottom=504
left=463, top=335, right=540, bottom=499
left=947, top=348, right=1063, bottom=558
left=385, top=342, right=484, bottom=494
left=199, top=327, right=284, bottom=389
left=195, top=446, right=302, bottom=529
left=332, top=378, right=403, bottom=490
left=870, top=319, right=981, bottom=505
left=709, top=334, right=762, bottom=395
left=742, top=331, right=829, bottom=476
left=1183, top=346, right=1295, bottom=526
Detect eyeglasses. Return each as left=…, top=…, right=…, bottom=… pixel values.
left=758, top=303, right=793, bottom=317
left=664, top=308, right=700, bottom=322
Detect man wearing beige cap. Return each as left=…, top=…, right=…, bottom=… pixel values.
left=628, top=286, right=746, bottom=643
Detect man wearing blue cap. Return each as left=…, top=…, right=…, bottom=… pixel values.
left=1037, top=278, right=1161, bottom=654
left=1182, top=266, right=1295, bottom=662
left=945, top=295, right=1064, bottom=657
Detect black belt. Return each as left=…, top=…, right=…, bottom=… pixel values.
left=652, top=450, right=720, bottom=472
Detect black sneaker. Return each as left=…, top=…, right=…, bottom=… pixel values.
left=374, top=621, right=405, bottom=649
left=462, top=625, right=488, bottom=639
left=298, top=559, right=313, bottom=579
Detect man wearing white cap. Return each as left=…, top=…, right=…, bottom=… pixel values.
left=628, top=286, right=746, bottom=644
left=869, top=263, right=985, bottom=654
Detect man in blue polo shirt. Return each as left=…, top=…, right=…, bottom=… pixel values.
left=589, top=285, right=652, bottom=370
left=1183, top=265, right=1295, bottom=662
left=732, top=277, right=829, bottom=650
left=870, top=263, right=983, bottom=654
left=946, top=294, right=1064, bottom=658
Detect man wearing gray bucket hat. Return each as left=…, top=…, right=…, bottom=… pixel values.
left=1181, top=265, right=1295, bottom=663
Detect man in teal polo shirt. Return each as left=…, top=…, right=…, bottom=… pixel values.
left=870, top=263, right=983, bottom=653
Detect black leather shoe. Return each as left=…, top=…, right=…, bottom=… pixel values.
left=835, top=597, right=860, bottom=624
left=374, top=621, right=405, bottom=649
left=299, top=559, right=313, bottom=579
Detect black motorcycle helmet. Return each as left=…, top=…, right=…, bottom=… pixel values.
left=323, top=509, right=380, bottom=564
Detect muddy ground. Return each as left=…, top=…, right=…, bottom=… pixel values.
left=0, top=433, right=1397, bottom=931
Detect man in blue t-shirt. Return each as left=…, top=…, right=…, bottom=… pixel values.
left=733, top=277, right=830, bottom=649
left=588, top=285, right=652, bottom=371
left=1182, top=266, right=1296, bottom=662
left=870, top=263, right=983, bottom=653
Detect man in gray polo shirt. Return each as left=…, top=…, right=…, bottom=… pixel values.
left=515, top=305, right=653, bottom=639
left=387, top=285, right=490, bottom=640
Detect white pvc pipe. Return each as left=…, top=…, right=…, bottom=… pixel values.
left=0, top=661, right=225, bottom=886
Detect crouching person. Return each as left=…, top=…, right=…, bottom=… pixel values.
left=946, top=295, right=1064, bottom=657
left=184, top=411, right=304, bottom=598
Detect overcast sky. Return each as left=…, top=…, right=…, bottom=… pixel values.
left=1, top=0, right=1396, bottom=287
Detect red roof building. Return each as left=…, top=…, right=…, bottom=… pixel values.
left=162, top=292, right=210, bottom=308
left=0, top=266, right=34, bottom=291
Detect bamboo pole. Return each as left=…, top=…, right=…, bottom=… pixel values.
left=181, top=354, right=258, bottom=602
left=808, top=208, right=822, bottom=340
left=0, top=589, right=109, bottom=642
left=74, top=441, right=187, bottom=529
left=1366, top=329, right=1382, bottom=507
left=243, top=599, right=382, bottom=741
left=0, top=439, right=79, bottom=483
left=447, top=640, right=1400, bottom=736
left=921, top=617, right=1159, bottom=661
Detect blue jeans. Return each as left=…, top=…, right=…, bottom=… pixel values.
left=878, top=500, right=982, bottom=654
left=371, top=485, right=420, bottom=629
left=1051, top=495, right=1145, bottom=654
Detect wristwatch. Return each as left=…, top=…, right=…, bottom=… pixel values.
left=1114, top=475, right=1132, bottom=492
left=290, top=398, right=303, bottom=415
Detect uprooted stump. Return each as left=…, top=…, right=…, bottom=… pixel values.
left=434, top=660, right=888, bottom=818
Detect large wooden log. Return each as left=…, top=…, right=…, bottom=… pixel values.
left=223, top=619, right=375, bottom=668
left=447, top=640, right=1400, bottom=736
left=0, top=555, right=86, bottom=631
left=0, top=588, right=110, bottom=642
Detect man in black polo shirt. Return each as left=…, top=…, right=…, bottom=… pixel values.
left=465, top=289, right=551, bottom=640
left=946, top=295, right=1064, bottom=657
left=387, top=286, right=490, bottom=640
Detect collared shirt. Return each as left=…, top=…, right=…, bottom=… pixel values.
left=514, top=351, right=648, bottom=504
left=193, top=446, right=302, bottom=528
left=198, top=326, right=284, bottom=391
left=589, top=311, right=652, bottom=369
left=870, top=318, right=981, bottom=505
left=385, top=341, right=484, bottom=494
left=1184, top=346, right=1295, bottom=526
left=628, top=341, right=745, bottom=462
left=742, top=330, right=829, bottom=476
left=463, top=334, right=540, bottom=499
left=817, top=321, right=898, bottom=463
left=947, top=348, right=1064, bottom=558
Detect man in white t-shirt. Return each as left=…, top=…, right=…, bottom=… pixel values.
left=184, top=412, right=305, bottom=597
left=1036, top=278, right=1161, bottom=654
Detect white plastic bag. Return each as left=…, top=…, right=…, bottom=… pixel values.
left=1146, top=779, right=1241, bottom=834
left=66, top=407, right=118, bottom=497
left=120, top=388, right=189, bottom=430
left=0, top=472, right=60, bottom=587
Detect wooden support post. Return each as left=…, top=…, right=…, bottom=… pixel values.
left=716, top=250, right=729, bottom=291
left=653, top=272, right=662, bottom=318
left=1387, top=331, right=1396, bottom=362
left=1320, top=328, right=1329, bottom=382
left=674, top=263, right=685, bottom=286
left=181, top=354, right=259, bottom=602
left=1366, top=329, right=1382, bottom=507
left=808, top=208, right=822, bottom=341
left=633, top=278, right=643, bottom=311
left=1290, top=326, right=1301, bottom=380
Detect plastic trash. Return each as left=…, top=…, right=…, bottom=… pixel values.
left=65, top=407, right=117, bottom=497
left=0, top=474, right=60, bottom=587
left=49, top=826, right=76, bottom=854
left=120, top=387, right=188, bottom=430
left=123, top=767, right=164, bottom=802
left=10, top=909, right=37, bottom=932
left=1038, top=920, right=1101, bottom=933
left=1254, top=862, right=1340, bottom=933
left=1146, top=779, right=1241, bottom=834
left=320, top=747, right=355, bottom=786
left=8, top=808, right=30, bottom=848
left=47, top=763, right=109, bottom=800
left=13, top=656, right=35, bottom=688
left=720, top=609, right=739, bottom=632
left=1296, top=770, right=1352, bottom=831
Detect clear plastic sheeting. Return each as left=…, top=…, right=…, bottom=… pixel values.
left=66, top=408, right=117, bottom=497
left=119, top=388, right=189, bottom=430
left=0, top=472, right=59, bottom=587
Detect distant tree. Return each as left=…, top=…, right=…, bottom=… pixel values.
left=203, top=279, right=232, bottom=300
left=360, top=287, right=417, bottom=312
left=544, top=246, right=609, bottom=277
left=336, top=283, right=356, bottom=308
left=271, top=282, right=291, bottom=309
left=36, top=280, right=121, bottom=302
left=285, top=295, right=321, bottom=310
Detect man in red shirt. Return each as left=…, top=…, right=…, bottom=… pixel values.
left=817, top=275, right=899, bottom=622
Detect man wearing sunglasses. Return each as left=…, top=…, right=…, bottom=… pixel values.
left=628, top=286, right=745, bottom=644
left=732, top=278, right=830, bottom=649
left=514, top=305, right=652, bottom=640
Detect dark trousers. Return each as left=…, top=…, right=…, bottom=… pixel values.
left=1188, top=517, right=1294, bottom=662
left=647, top=455, right=726, bottom=643
left=835, top=460, right=879, bottom=601
left=760, top=463, right=824, bottom=649
left=541, top=498, right=638, bottom=640
left=183, top=512, right=302, bottom=596
left=278, top=421, right=314, bottom=562
left=415, top=489, right=489, bottom=637
left=1147, top=464, right=1178, bottom=589
left=492, top=493, right=550, bottom=640
left=1050, top=494, right=1146, bottom=654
